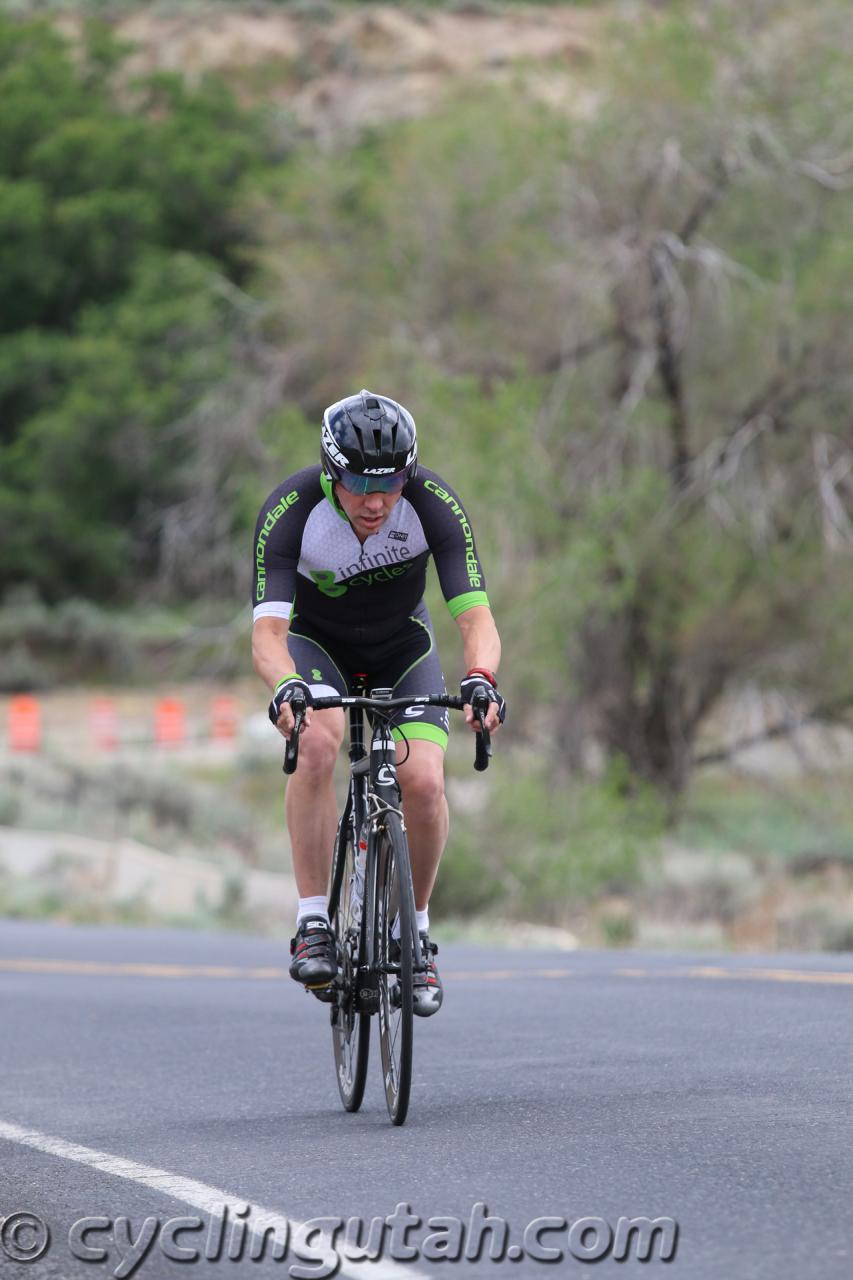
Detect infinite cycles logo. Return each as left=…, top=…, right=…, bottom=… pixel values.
left=0, top=1203, right=678, bottom=1275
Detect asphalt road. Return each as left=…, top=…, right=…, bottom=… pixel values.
left=1, top=919, right=852, bottom=1280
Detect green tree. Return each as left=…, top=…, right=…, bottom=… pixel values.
left=255, top=0, right=852, bottom=797
left=0, top=16, right=277, bottom=602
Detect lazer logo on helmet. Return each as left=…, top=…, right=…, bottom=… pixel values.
left=423, top=480, right=482, bottom=588
left=321, top=423, right=349, bottom=468
left=255, top=490, right=299, bottom=602
left=362, top=467, right=396, bottom=475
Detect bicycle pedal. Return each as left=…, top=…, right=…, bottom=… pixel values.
left=312, top=986, right=336, bottom=1004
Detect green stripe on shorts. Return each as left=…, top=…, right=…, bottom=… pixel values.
left=391, top=723, right=449, bottom=750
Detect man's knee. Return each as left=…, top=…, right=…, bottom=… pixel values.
left=295, top=712, right=344, bottom=778
left=399, top=759, right=446, bottom=811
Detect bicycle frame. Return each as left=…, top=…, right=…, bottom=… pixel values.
left=335, top=685, right=422, bottom=1015
left=283, top=681, right=493, bottom=1123
left=292, top=680, right=493, bottom=989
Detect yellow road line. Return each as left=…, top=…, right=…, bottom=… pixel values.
left=1, top=958, right=852, bottom=987
left=444, top=968, right=542, bottom=981
left=0, top=958, right=287, bottom=979
left=681, top=965, right=853, bottom=987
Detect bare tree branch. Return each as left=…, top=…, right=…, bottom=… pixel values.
left=649, top=239, right=691, bottom=490
left=792, top=159, right=853, bottom=191
left=535, top=326, right=620, bottom=376
left=678, top=159, right=730, bottom=243
left=693, top=693, right=853, bottom=767
left=814, top=433, right=853, bottom=548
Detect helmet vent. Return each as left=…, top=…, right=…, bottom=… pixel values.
left=373, top=428, right=382, bottom=451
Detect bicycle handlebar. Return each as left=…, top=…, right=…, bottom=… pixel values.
left=282, top=690, right=494, bottom=775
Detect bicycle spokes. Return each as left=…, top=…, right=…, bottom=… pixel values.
left=375, top=823, right=415, bottom=1125
left=330, top=822, right=370, bottom=1111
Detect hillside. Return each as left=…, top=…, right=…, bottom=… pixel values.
left=54, top=5, right=599, bottom=132
left=2, top=0, right=851, bottom=948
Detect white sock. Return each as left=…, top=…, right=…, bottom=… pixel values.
left=389, top=909, right=430, bottom=941
left=297, top=895, right=329, bottom=927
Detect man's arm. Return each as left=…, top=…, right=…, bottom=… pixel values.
left=252, top=469, right=324, bottom=735
left=252, top=617, right=312, bottom=735
left=252, top=616, right=299, bottom=691
left=404, top=468, right=503, bottom=731
left=456, top=604, right=501, bottom=674
left=455, top=605, right=503, bottom=733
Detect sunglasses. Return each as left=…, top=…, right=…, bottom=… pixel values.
left=336, top=469, right=409, bottom=496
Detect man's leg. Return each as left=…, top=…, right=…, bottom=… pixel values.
left=286, top=708, right=345, bottom=898
left=396, top=737, right=447, bottom=1016
left=396, top=738, right=448, bottom=911
left=285, top=707, right=345, bottom=991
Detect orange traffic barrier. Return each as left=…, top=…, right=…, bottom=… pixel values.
left=8, top=695, right=41, bottom=753
left=154, top=697, right=186, bottom=747
left=210, top=695, right=238, bottom=742
left=90, top=696, right=118, bottom=751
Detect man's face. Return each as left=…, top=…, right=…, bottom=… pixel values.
left=334, top=483, right=402, bottom=539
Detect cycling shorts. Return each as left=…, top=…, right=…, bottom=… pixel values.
left=287, top=599, right=450, bottom=751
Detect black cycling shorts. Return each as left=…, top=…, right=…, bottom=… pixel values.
left=287, top=599, right=450, bottom=750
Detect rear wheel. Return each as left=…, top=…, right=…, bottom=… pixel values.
left=375, top=814, right=416, bottom=1126
left=329, top=806, right=370, bottom=1112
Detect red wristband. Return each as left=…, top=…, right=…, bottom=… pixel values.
left=466, top=667, right=497, bottom=687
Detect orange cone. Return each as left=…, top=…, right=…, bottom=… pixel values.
left=154, top=697, right=186, bottom=747
left=8, top=695, right=41, bottom=753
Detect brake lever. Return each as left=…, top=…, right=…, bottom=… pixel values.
left=282, top=697, right=306, bottom=775
left=471, top=689, right=492, bottom=772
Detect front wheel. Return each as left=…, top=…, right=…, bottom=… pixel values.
left=375, top=813, right=417, bottom=1126
left=329, top=807, right=370, bottom=1112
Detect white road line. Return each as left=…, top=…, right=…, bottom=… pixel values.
left=0, top=1120, right=425, bottom=1279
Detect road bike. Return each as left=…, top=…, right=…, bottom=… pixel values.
left=283, top=679, right=492, bottom=1125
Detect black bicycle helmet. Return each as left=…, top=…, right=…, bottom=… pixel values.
left=321, top=389, right=418, bottom=490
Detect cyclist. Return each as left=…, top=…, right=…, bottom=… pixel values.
left=252, top=390, right=505, bottom=1016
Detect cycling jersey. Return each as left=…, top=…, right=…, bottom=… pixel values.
left=252, top=465, right=490, bottom=646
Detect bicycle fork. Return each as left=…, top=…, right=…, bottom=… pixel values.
left=357, top=721, right=422, bottom=1012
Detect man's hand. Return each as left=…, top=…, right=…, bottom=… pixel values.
left=269, top=675, right=314, bottom=740
left=460, top=668, right=506, bottom=735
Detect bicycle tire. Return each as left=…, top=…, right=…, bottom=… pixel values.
left=329, top=806, right=370, bottom=1112
left=375, top=812, right=416, bottom=1126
